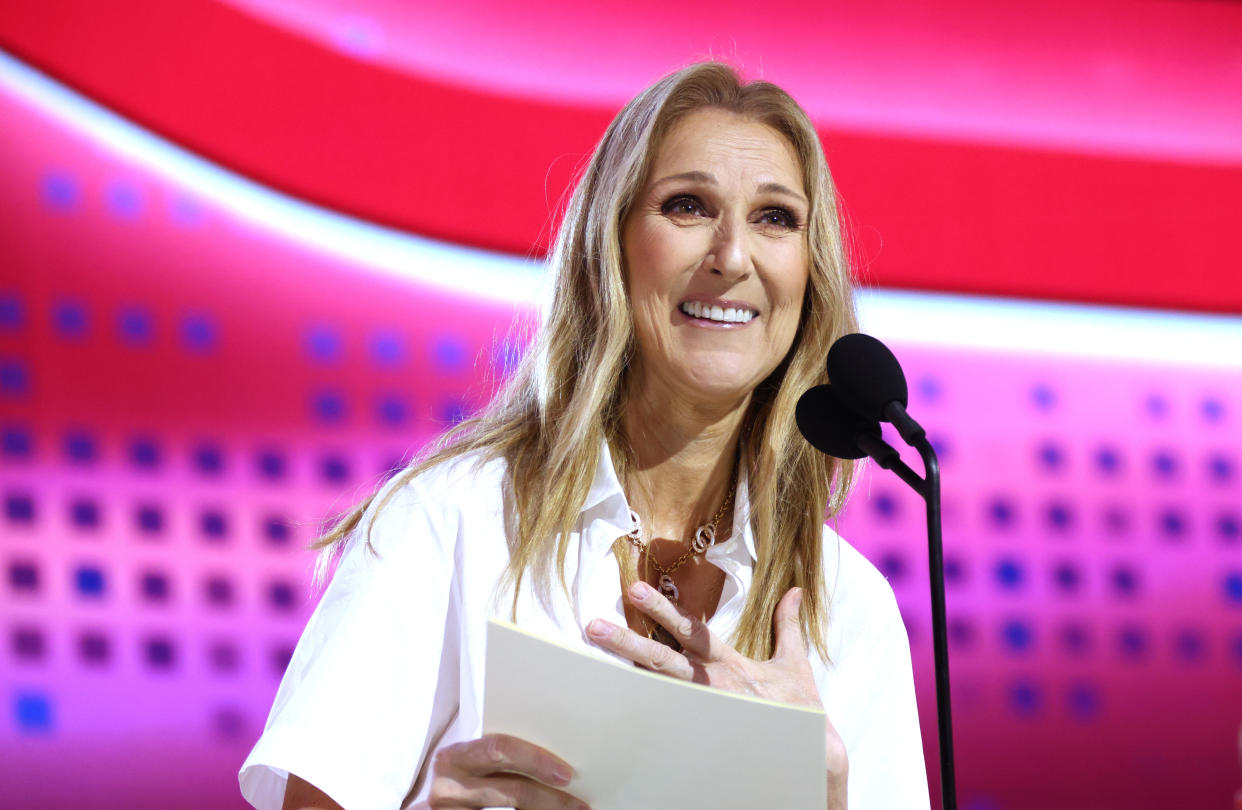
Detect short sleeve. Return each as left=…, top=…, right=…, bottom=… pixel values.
left=834, top=549, right=931, bottom=809
left=239, top=473, right=461, bottom=810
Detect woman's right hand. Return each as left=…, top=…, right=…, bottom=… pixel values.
left=425, top=733, right=590, bottom=810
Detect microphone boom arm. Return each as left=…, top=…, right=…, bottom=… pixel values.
left=814, top=331, right=958, bottom=808
left=855, top=432, right=927, bottom=494
left=868, top=403, right=957, bottom=810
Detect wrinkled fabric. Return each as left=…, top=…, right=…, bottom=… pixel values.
left=240, top=445, right=930, bottom=809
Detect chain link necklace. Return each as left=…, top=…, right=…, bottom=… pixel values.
left=623, top=461, right=738, bottom=605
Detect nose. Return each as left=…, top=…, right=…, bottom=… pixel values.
left=708, top=218, right=752, bottom=282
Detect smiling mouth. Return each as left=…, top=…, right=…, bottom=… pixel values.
left=679, top=301, right=758, bottom=324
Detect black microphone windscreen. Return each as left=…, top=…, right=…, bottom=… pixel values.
left=795, top=384, right=882, bottom=460
left=826, top=333, right=908, bottom=421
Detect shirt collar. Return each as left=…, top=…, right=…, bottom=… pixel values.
left=580, top=438, right=757, bottom=563
left=582, top=439, right=629, bottom=519
left=727, top=460, right=758, bottom=563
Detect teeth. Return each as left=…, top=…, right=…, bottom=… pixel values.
left=680, top=302, right=755, bottom=323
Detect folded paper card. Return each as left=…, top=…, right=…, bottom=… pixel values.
left=483, top=618, right=827, bottom=809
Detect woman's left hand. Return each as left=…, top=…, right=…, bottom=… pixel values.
left=587, top=582, right=848, bottom=808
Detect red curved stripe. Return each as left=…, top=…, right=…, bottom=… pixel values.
left=2, top=0, right=1240, bottom=312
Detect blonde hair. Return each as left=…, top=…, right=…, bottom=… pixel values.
left=314, top=61, right=858, bottom=660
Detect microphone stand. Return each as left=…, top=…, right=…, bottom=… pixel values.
left=856, top=404, right=957, bottom=810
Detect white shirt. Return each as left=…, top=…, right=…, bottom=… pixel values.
left=239, top=445, right=930, bottom=810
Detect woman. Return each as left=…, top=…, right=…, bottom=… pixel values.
left=241, top=62, right=929, bottom=810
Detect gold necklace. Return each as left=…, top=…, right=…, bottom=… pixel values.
left=623, top=461, right=738, bottom=605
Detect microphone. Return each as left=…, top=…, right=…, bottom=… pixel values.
left=827, top=332, right=925, bottom=445
left=795, top=384, right=903, bottom=471
left=795, top=384, right=879, bottom=460
left=798, top=332, right=958, bottom=810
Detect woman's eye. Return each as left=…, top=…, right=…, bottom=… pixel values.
left=661, top=195, right=706, bottom=217
left=758, top=207, right=799, bottom=229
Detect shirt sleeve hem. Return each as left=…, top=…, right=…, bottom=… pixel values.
left=240, top=732, right=406, bottom=810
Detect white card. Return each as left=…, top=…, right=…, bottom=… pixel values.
left=483, top=618, right=827, bottom=810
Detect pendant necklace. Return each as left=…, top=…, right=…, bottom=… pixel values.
left=623, top=461, right=738, bottom=649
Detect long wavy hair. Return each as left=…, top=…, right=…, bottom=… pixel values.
left=313, top=61, right=859, bottom=661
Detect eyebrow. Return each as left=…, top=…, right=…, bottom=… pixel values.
left=650, top=171, right=808, bottom=205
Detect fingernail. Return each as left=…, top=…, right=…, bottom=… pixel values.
left=554, top=764, right=572, bottom=784
left=587, top=620, right=609, bottom=638
left=631, top=581, right=651, bottom=600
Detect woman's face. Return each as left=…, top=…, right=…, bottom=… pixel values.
left=623, top=107, right=810, bottom=408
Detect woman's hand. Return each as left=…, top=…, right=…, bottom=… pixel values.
left=587, top=583, right=848, bottom=809
left=423, top=733, right=590, bottom=810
